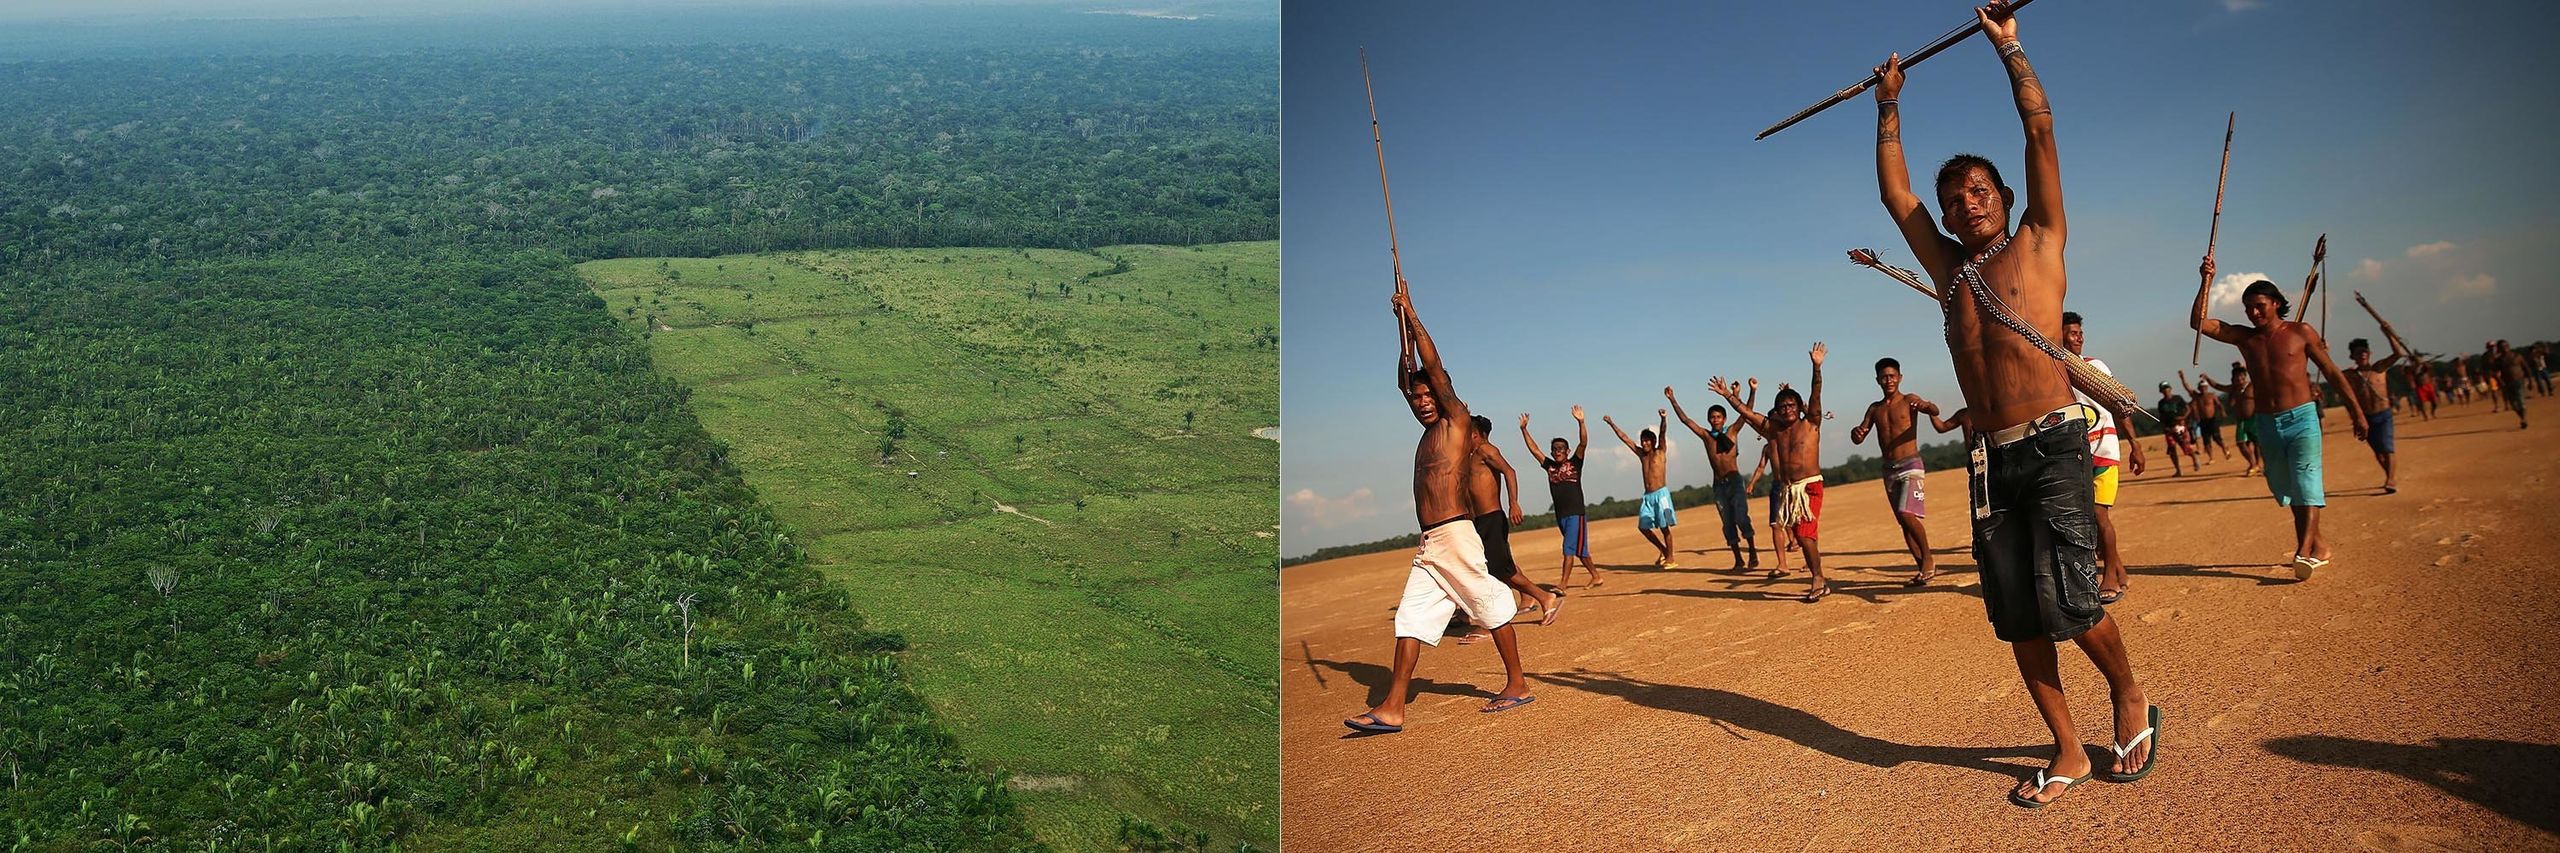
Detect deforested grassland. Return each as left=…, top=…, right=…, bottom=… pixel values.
left=581, top=241, right=1278, bottom=850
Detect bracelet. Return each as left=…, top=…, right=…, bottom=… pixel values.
left=1999, top=40, right=2025, bottom=58
left=1876, top=98, right=1898, bottom=109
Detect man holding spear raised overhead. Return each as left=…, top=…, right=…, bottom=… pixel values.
left=1343, top=55, right=1533, bottom=735
left=2194, top=251, right=2367, bottom=577
left=1868, top=1, right=2154, bottom=807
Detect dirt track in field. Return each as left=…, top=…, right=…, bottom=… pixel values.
left=1282, top=403, right=2560, bottom=852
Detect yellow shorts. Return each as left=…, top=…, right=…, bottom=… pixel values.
left=2093, top=464, right=2119, bottom=507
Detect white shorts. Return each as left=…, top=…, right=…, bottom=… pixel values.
left=1393, top=519, right=1518, bottom=644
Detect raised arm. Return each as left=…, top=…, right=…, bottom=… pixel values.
left=1982, top=2, right=2062, bottom=239
left=2177, top=369, right=2199, bottom=398
left=1745, top=378, right=1759, bottom=412
left=1396, top=289, right=1468, bottom=423
left=2192, top=253, right=2245, bottom=343
left=1573, top=405, right=1589, bottom=459
left=1808, top=343, right=1827, bottom=428
left=1602, top=414, right=1644, bottom=454
left=1667, top=387, right=1711, bottom=439
left=1658, top=409, right=1670, bottom=451
left=1393, top=297, right=1415, bottom=390
left=1873, top=53, right=1957, bottom=287
left=1516, top=413, right=1551, bottom=467
left=1477, top=437, right=1524, bottom=524
left=1707, top=376, right=1771, bottom=437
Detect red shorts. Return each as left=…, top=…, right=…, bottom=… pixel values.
left=2417, top=385, right=2436, bottom=402
left=1792, top=481, right=1825, bottom=541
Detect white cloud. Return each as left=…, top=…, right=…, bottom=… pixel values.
left=2441, top=273, right=2497, bottom=302
left=1286, top=487, right=1377, bottom=529
left=2222, top=0, right=2264, bottom=9
left=2405, top=241, right=2457, bottom=259
left=2209, top=271, right=2270, bottom=310
left=2351, top=258, right=2384, bottom=281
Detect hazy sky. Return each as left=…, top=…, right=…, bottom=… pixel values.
left=1282, top=0, right=2560, bottom=556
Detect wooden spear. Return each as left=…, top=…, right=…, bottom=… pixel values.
left=1754, top=0, right=2042, bottom=140
left=1360, top=49, right=1406, bottom=294
left=2192, top=112, right=2233, bottom=365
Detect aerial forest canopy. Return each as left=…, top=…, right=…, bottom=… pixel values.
left=0, top=7, right=1274, bottom=850
left=0, top=33, right=1277, bottom=267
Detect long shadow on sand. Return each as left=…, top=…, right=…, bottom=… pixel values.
left=1638, top=569, right=1984, bottom=605
left=2128, top=562, right=2295, bottom=586
left=1819, top=545, right=1968, bottom=559
left=1300, top=652, right=1500, bottom=709
left=1536, top=668, right=2046, bottom=778
left=2264, top=735, right=2560, bottom=834
left=2153, top=494, right=2279, bottom=506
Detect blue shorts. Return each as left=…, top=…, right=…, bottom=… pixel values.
left=1638, top=487, right=1678, bottom=531
left=2255, top=402, right=2325, bottom=507
left=2366, top=409, right=2395, bottom=454
left=1558, top=514, right=1590, bottom=558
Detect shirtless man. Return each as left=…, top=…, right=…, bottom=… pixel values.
left=1520, top=409, right=1605, bottom=590
left=2154, top=383, right=2204, bottom=476
left=1344, top=284, right=1532, bottom=735
left=2192, top=257, right=2368, bottom=577
left=1603, top=409, right=1678, bottom=568
left=1671, top=381, right=1761, bottom=569
left=1708, top=343, right=1831, bottom=602
left=2181, top=370, right=2233, bottom=464
left=2197, top=364, right=2262, bottom=475
left=1849, top=357, right=1942, bottom=586
left=1874, top=3, right=2153, bottom=805
left=2493, top=340, right=2530, bottom=428
left=2063, top=312, right=2148, bottom=604
left=2345, top=337, right=2410, bottom=493
left=1460, top=414, right=1560, bottom=639
left=2532, top=342, right=2554, bottom=397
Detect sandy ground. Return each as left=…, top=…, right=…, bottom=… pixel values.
left=1282, top=404, right=2559, bottom=852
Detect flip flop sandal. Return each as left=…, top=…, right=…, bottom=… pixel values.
left=1343, top=713, right=1403, bottom=734
left=1905, top=573, right=1938, bottom=588
left=1800, top=585, right=1832, bottom=604
left=2293, top=554, right=2329, bottom=581
left=2098, top=590, right=2123, bottom=605
left=2007, top=770, right=2083, bottom=809
left=1479, top=695, right=1535, bottom=714
left=2102, top=705, right=2162, bottom=782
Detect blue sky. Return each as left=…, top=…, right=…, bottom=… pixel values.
left=1283, top=0, right=2560, bottom=556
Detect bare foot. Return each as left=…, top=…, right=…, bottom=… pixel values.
left=1456, top=631, right=1490, bottom=645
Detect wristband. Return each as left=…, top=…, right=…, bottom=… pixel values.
left=1999, top=40, right=2025, bottom=58
left=1876, top=98, right=1898, bottom=109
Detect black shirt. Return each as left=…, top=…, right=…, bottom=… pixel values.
left=1542, top=453, right=1587, bottom=518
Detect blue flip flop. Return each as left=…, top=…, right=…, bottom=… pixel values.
left=1479, top=695, right=1536, bottom=714
left=1343, top=713, right=1403, bottom=734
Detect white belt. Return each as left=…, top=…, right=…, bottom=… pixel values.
left=1988, top=403, right=2098, bottom=448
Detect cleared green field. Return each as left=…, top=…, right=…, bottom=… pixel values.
left=580, top=243, right=1278, bottom=850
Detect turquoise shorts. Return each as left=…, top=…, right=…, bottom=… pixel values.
left=2253, top=402, right=2324, bottom=507
left=1638, top=487, right=1678, bottom=531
